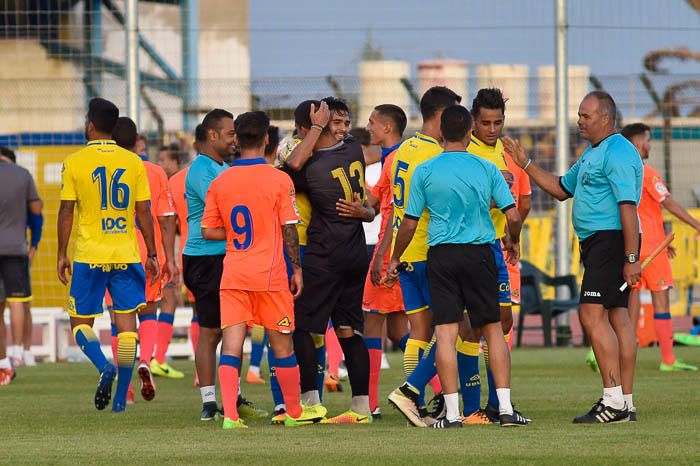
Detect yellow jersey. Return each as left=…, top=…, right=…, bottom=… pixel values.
left=60, top=140, right=151, bottom=264
left=391, top=132, right=443, bottom=262
left=467, top=135, right=513, bottom=239
left=275, top=136, right=311, bottom=246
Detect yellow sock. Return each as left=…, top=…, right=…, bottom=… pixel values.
left=403, top=338, right=428, bottom=377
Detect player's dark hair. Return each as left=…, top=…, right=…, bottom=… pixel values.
left=234, top=111, right=270, bottom=150
left=294, top=100, right=321, bottom=130
left=265, top=125, right=280, bottom=156
left=471, top=88, right=506, bottom=118
left=112, top=116, right=138, bottom=151
left=374, top=104, right=407, bottom=136
left=194, top=123, right=207, bottom=143
left=0, top=146, right=16, bottom=163
left=159, top=143, right=183, bottom=163
left=420, top=86, right=462, bottom=120
left=349, top=127, right=371, bottom=146
left=201, top=108, right=234, bottom=135
left=440, top=105, right=472, bottom=143
left=620, top=122, right=650, bottom=141
left=322, top=96, right=350, bottom=116
left=586, top=90, right=617, bottom=124
left=87, top=97, right=119, bottom=134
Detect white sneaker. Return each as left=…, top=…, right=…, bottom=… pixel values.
left=380, top=353, right=390, bottom=370
left=23, top=351, right=37, bottom=367
left=8, top=346, right=24, bottom=367
left=337, top=362, right=348, bottom=381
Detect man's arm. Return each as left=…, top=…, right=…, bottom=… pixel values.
left=282, top=224, right=303, bottom=298
left=620, top=204, right=642, bottom=286
left=503, top=136, right=571, bottom=201
left=201, top=226, right=226, bottom=241
left=56, top=200, right=75, bottom=285
left=370, top=213, right=394, bottom=286
left=27, top=199, right=43, bottom=262
left=518, top=195, right=532, bottom=222
left=158, top=215, right=179, bottom=285
left=285, top=102, right=330, bottom=171
left=336, top=193, right=376, bottom=222
left=662, top=196, right=700, bottom=234
left=384, top=217, right=418, bottom=286
left=136, top=200, right=160, bottom=284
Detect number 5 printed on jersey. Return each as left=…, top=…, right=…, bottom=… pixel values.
left=393, top=160, right=409, bottom=207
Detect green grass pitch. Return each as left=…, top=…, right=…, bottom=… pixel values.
left=2, top=347, right=699, bottom=465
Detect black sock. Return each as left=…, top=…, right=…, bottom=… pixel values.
left=292, top=330, right=318, bottom=393
left=338, top=334, right=370, bottom=397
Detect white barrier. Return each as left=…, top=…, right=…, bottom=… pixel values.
left=7, top=306, right=254, bottom=363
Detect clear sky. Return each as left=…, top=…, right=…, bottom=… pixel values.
left=249, top=0, right=700, bottom=78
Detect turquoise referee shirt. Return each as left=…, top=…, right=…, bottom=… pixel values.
left=559, top=133, right=643, bottom=240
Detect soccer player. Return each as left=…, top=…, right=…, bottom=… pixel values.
left=111, top=120, right=181, bottom=388
left=183, top=109, right=266, bottom=421
left=158, top=143, right=183, bottom=178
left=622, top=123, right=699, bottom=373
left=285, top=97, right=377, bottom=423
left=0, top=147, right=42, bottom=384
left=363, top=104, right=410, bottom=418
left=468, top=88, right=529, bottom=423
left=504, top=91, right=643, bottom=423
left=275, top=101, right=340, bottom=410
left=387, top=104, right=527, bottom=428
left=386, top=86, right=461, bottom=424
left=57, top=97, right=159, bottom=412
left=202, top=110, right=322, bottom=429
left=168, top=127, right=201, bottom=384
left=0, top=146, right=43, bottom=368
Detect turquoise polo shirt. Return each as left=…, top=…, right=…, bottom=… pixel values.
left=560, top=133, right=643, bottom=240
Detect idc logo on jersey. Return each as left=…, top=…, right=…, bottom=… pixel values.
left=102, top=217, right=127, bottom=233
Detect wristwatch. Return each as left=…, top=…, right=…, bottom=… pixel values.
left=625, top=253, right=638, bottom=264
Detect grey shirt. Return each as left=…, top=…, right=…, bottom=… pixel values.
left=0, top=160, right=40, bottom=255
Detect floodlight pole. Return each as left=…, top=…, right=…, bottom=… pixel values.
left=126, top=0, right=140, bottom=126
left=555, top=0, right=571, bottom=337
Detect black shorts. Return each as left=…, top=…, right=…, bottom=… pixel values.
left=295, top=253, right=368, bottom=335
left=580, top=230, right=633, bottom=309
left=0, top=255, right=31, bottom=302
left=427, top=243, right=499, bottom=328
left=182, top=254, right=224, bottom=329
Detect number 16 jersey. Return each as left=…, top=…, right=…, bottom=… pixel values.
left=60, top=139, right=151, bottom=264
left=202, top=158, right=299, bottom=291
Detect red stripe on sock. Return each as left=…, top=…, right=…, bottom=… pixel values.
left=138, top=319, right=158, bottom=364
left=190, top=321, right=200, bottom=355
left=428, top=374, right=442, bottom=395
left=111, top=335, right=119, bottom=365
left=219, top=364, right=240, bottom=421
left=654, top=317, right=675, bottom=365
left=368, top=348, right=382, bottom=411
left=154, top=320, right=175, bottom=364
left=276, top=365, right=302, bottom=418
left=325, top=327, right=343, bottom=378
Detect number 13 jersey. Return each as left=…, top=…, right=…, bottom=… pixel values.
left=60, top=139, right=151, bottom=264
left=202, top=158, right=299, bottom=291
left=285, top=138, right=367, bottom=262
